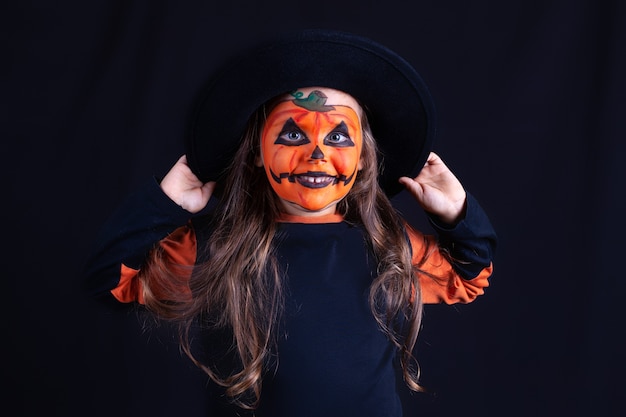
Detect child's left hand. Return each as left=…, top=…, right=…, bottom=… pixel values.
left=399, top=152, right=467, bottom=225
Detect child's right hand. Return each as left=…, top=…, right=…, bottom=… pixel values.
left=160, top=155, right=216, bottom=214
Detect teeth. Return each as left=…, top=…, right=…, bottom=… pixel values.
left=301, top=176, right=332, bottom=184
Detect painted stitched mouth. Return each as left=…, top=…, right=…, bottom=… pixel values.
left=295, top=173, right=337, bottom=188
left=270, top=169, right=356, bottom=188
left=270, top=169, right=354, bottom=187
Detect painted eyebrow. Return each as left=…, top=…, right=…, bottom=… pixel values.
left=278, top=118, right=304, bottom=135
left=324, top=120, right=355, bottom=147
left=274, top=117, right=310, bottom=146
left=332, top=121, right=350, bottom=135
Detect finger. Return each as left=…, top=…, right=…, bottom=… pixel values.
left=425, top=152, right=443, bottom=166
left=202, top=181, right=217, bottom=195
left=398, top=176, right=424, bottom=197
left=174, top=154, right=188, bottom=165
left=398, top=176, right=421, bottom=188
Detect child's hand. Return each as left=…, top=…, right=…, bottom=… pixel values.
left=160, top=155, right=216, bottom=214
left=399, top=152, right=467, bottom=225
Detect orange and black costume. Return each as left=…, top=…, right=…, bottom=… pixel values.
left=83, top=179, right=496, bottom=416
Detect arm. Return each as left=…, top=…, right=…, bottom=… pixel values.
left=399, top=152, right=497, bottom=304
left=81, top=155, right=215, bottom=303
left=407, top=194, right=496, bottom=304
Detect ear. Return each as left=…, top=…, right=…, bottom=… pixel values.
left=358, top=157, right=363, bottom=171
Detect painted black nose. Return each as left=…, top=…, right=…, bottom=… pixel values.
left=310, top=146, right=325, bottom=159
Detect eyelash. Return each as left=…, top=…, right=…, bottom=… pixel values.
left=326, top=132, right=349, bottom=143
left=276, top=130, right=310, bottom=145
left=274, top=124, right=354, bottom=148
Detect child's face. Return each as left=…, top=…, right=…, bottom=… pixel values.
left=258, top=87, right=363, bottom=214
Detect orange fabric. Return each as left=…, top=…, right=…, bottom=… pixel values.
left=110, top=225, right=197, bottom=304
left=111, top=264, right=144, bottom=304
left=406, top=225, right=491, bottom=304
left=159, top=225, right=197, bottom=268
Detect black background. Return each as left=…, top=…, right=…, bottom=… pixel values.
left=4, top=1, right=625, bottom=416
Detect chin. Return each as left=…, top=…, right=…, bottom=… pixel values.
left=297, top=196, right=347, bottom=213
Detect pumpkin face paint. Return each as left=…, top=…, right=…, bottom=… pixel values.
left=260, top=89, right=363, bottom=213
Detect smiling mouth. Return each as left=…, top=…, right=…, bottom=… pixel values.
left=296, top=173, right=337, bottom=188
left=270, top=170, right=354, bottom=187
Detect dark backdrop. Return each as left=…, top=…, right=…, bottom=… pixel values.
left=4, top=1, right=625, bottom=416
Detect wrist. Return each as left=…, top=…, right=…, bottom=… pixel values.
left=438, top=195, right=467, bottom=225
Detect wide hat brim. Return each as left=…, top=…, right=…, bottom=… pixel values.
left=187, top=29, right=436, bottom=197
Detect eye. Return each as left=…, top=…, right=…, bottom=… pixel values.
left=286, top=131, right=302, bottom=141
left=324, top=131, right=355, bottom=148
left=323, top=121, right=355, bottom=147
left=276, top=130, right=309, bottom=146
left=326, top=132, right=349, bottom=143
left=274, top=118, right=310, bottom=146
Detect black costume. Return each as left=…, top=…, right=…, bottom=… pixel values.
left=83, top=179, right=496, bottom=416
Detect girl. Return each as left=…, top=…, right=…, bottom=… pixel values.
left=84, top=31, right=496, bottom=416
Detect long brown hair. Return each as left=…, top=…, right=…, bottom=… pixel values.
left=141, top=100, right=427, bottom=409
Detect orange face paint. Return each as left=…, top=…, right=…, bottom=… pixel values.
left=260, top=90, right=363, bottom=212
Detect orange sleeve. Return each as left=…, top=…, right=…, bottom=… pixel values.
left=407, top=225, right=492, bottom=305
left=110, top=224, right=197, bottom=304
